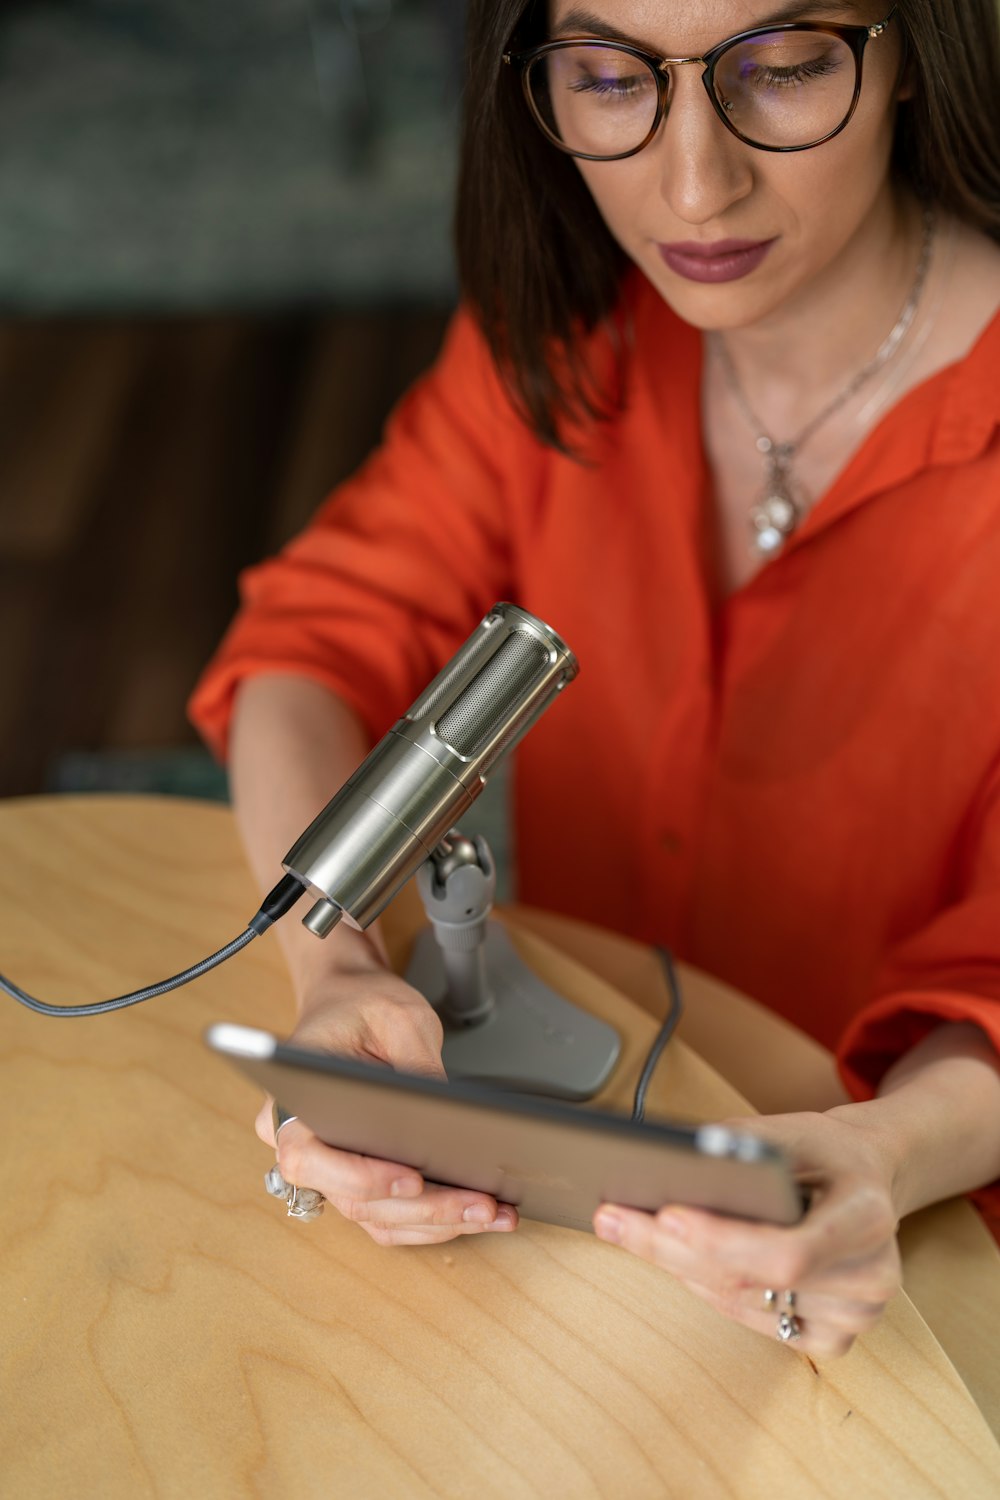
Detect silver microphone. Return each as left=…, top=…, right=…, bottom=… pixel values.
left=283, top=603, right=578, bottom=939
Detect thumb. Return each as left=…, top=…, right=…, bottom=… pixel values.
left=380, top=1025, right=448, bottom=1082
left=400, top=1053, right=449, bottom=1081
left=254, top=1094, right=277, bottom=1147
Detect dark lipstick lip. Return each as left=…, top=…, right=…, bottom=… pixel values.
left=660, top=238, right=772, bottom=256
left=656, top=237, right=777, bottom=284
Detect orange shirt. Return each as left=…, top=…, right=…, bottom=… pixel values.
left=190, top=270, right=1000, bottom=1230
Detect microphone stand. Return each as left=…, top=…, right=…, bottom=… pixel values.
left=405, top=829, right=621, bottom=1100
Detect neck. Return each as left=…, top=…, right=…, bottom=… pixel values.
left=715, top=189, right=924, bottom=425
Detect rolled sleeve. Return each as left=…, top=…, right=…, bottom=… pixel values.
left=837, top=765, right=1000, bottom=1225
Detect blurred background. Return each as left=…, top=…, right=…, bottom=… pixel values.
left=0, top=0, right=466, bottom=808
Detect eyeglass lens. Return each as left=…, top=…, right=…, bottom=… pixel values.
left=528, top=32, right=859, bottom=155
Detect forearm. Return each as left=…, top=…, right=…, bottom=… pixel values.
left=828, top=1021, right=1000, bottom=1219
left=229, top=673, right=388, bottom=1006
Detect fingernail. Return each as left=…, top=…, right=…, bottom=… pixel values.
left=488, top=1207, right=516, bottom=1230
left=390, top=1178, right=422, bottom=1198
left=463, top=1203, right=495, bottom=1224
left=594, top=1210, right=623, bottom=1244
left=656, top=1210, right=690, bottom=1241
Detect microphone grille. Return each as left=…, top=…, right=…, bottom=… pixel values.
left=406, top=619, right=500, bottom=724
left=435, top=631, right=549, bottom=758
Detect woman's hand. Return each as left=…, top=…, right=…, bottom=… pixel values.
left=593, top=1110, right=901, bottom=1359
left=256, top=943, right=518, bottom=1246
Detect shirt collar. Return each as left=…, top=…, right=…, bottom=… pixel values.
left=625, top=269, right=1000, bottom=547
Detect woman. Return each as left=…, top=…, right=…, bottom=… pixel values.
left=190, top=0, right=1000, bottom=1358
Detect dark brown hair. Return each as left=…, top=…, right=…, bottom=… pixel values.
left=454, top=1, right=1000, bottom=449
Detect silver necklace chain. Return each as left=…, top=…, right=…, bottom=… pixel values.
left=713, top=207, right=935, bottom=559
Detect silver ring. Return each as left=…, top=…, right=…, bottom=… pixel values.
left=264, top=1105, right=326, bottom=1221
left=776, top=1289, right=802, bottom=1342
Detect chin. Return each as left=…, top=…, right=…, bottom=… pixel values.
left=638, top=251, right=793, bottom=333
left=639, top=263, right=760, bottom=331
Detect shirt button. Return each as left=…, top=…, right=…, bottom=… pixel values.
left=659, top=829, right=683, bottom=854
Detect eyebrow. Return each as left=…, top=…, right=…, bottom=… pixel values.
left=552, top=4, right=859, bottom=45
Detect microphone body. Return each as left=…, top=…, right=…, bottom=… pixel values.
left=282, top=603, right=578, bottom=937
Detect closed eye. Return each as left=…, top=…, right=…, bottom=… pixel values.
left=567, top=71, right=650, bottom=98
left=744, top=55, right=843, bottom=88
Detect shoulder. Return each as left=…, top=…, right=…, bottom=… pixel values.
left=918, top=219, right=1000, bottom=380
left=932, top=223, right=1000, bottom=434
left=860, top=218, right=1000, bottom=452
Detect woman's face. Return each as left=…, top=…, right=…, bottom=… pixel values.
left=545, top=1, right=908, bottom=331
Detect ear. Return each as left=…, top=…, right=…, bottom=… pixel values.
left=894, top=32, right=917, bottom=102
left=896, top=55, right=917, bottom=102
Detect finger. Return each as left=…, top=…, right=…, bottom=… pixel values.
left=677, top=1279, right=863, bottom=1360
left=761, top=1240, right=901, bottom=1308
left=596, top=1175, right=895, bottom=1290
left=359, top=1003, right=447, bottom=1081
left=346, top=1194, right=521, bottom=1242
left=595, top=1203, right=893, bottom=1356
left=596, top=1206, right=899, bottom=1305
left=389, top=1045, right=447, bottom=1081
left=276, top=1120, right=426, bottom=1202
left=688, top=1273, right=890, bottom=1336
left=768, top=1288, right=887, bottom=1335
left=329, top=1190, right=519, bottom=1232
left=276, top=1121, right=508, bottom=1228
left=360, top=1034, right=447, bottom=1081
left=360, top=1215, right=517, bottom=1247
left=255, top=1094, right=277, bottom=1147
left=595, top=1204, right=900, bottom=1337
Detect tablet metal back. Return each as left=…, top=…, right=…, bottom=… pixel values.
left=207, top=1025, right=804, bottom=1232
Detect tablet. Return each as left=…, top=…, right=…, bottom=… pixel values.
left=206, top=1023, right=806, bottom=1232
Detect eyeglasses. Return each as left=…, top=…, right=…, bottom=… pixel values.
left=503, top=8, right=897, bottom=159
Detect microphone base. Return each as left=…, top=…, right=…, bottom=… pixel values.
left=405, top=920, right=621, bottom=1101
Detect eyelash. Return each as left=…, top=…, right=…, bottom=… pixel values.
left=568, top=74, right=650, bottom=98
left=745, top=56, right=842, bottom=88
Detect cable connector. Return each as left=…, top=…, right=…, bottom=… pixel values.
left=249, top=874, right=308, bottom=934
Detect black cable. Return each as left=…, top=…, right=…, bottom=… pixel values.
left=631, top=946, right=685, bottom=1123
left=0, top=873, right=307, bottom=1019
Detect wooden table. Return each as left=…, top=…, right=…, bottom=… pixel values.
left=1, top=796, right=998, bottom=1499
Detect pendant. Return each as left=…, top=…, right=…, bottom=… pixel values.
left=748, top=444, right=801, bottom=559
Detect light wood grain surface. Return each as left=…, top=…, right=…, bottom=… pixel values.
left=1, top=796, right=998, bottom=1500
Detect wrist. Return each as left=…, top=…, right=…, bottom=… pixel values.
left=292, top=922, right=389, bottom=1014
left=824, top=1098, right=909, bottom=1215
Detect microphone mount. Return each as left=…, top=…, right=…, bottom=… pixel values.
left=406, top=826, right=620, bottom=1101
left=418, top=830, right=497, bottom=1026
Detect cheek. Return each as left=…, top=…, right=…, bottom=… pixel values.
left=765, top=92, right=898, bottom=236
left=575, top=160, right=652, bottom=241
left=833, top=68, right=899, bottom=184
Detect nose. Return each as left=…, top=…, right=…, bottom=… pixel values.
left=653, top=64, right=755, bottom=224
